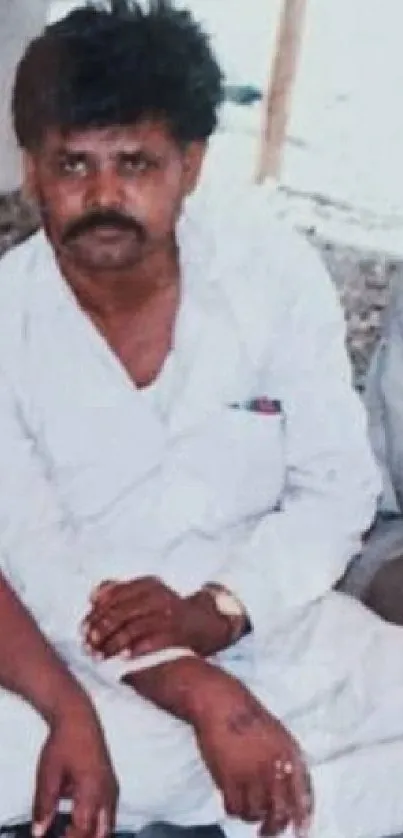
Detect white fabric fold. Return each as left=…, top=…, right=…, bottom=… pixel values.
left=215, top=227, right=380, bottom=643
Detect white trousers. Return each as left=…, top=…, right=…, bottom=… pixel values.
left=4, top=595, right=403, bottom=838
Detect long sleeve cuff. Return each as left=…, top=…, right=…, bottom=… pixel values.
left=215, top=499, right=371, bottom=646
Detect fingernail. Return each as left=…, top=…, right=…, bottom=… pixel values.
left=296, top=818, right=312, bottom=838
left=32, top=820, right=49, bottom=838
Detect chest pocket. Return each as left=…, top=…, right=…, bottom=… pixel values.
left=172, top=405, right=286, bottom=533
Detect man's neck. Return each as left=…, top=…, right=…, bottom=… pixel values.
left=57, top=242, right=180, bottom=324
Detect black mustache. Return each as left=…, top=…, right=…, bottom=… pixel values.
left=62, top=210, right=146, bottom=244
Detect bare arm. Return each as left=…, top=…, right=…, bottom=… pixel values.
left=0, top=352, right=119, bottom=835
left=0, top=574, right=119, bottom=838
left=124, top=658, right=312, bottom=837
left=124, top=655, right=220, bottom=724
left=0, top=572, right=89, bottom=722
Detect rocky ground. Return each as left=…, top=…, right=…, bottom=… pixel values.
left=0, top=191, right=38, bottom=255
left=0, top=190, right=398, bottom=390
left=306, top=226, right=399, bottom=389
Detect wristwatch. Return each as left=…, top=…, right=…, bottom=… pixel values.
left=202, top=583, right=250, bottom=643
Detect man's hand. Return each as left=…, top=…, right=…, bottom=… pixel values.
left=194, top=678, right=312, bottom=837
left=127, top=658, right=313, bottom=838
left=82, top=577, right=234, bottom=660
left=33, top=700, right=118, bottom=838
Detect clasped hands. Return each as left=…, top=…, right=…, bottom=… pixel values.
left=81, top=577, right=314, bottom=838
left=82, top=575, right=231, bottom=661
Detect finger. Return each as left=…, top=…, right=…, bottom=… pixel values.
left=84, top=586, right=163, bottom=643
left=94, top=616, right=167, bottom=660
left=32, top=749, right=63, bottom=838
left=85, top=578, right=175, bottom=644
left=260, top=808, right=289, bottom=838
left=70, top=788, right=99, bottom=838
left=260, top=771, right=290, bottom=838
left=85, top=604, right=160, bottom=651
left=91, top=577, right=161, bottom=613
left=286, top=756, right=314, bottom=838
left=222, top=778, right=245, bottom=820
left=83, top=590, right=135, bottom=638
left=32, top=813, right=56, bottom=838
left=95, top=807, right=111, bottom=838
left=243, top=777, right=269, bottom=823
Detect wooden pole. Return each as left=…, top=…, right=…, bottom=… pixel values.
left=256, top=0, right=308, bottom=184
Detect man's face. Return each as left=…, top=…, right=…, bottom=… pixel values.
left=25, top=121, right=205, bottom=273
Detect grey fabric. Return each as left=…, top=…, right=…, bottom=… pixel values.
left=338, top=514, right=403, bottom=598
left=339, top=275, right=403, bottom=605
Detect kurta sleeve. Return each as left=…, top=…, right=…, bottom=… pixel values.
left=215, top=229, right=381, bottom=645
left=0, top=368, right=196, bottom=679
left=0, top=365, right=90, bottom=621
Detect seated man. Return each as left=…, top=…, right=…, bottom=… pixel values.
left=3, top=3, right=403, bottom=838
left=340, top=271, right=403, bottom=621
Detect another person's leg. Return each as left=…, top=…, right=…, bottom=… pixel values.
left=338, top=514, right=403, bottom=624
left=363, top=554, right=403, bottom=624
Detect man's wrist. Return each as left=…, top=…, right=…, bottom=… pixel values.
left=184, top=584, right=251, bottom=657
left=42, top=674, right=95, bottom=728
left=183, top=589, right=233, bottom=656
left=202, top=583, right=251, bottom=644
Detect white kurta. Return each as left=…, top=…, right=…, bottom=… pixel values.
left=0, top=185, right=401, bottom=838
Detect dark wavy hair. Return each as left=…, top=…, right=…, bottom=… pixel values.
left=12, top=0, right=224, bottom=150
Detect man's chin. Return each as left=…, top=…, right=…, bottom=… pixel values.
left=66, top=241, right=143, bottom=272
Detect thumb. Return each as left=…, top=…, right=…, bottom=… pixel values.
left=32, top=743, right=63, bottom=837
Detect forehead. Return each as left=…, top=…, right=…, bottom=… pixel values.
left=40, top=121, right=180, bottom=156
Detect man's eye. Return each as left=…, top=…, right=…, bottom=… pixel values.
left=121, top=157, right=151, bottom=174
left=59, top=158, right=88, bottom=176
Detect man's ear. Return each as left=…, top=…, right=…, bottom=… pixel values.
left=182, top=141, right=207, bottom=196
left=21, top=151, right=38, bottom=204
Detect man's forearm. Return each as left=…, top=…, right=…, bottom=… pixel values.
left=0, top=574, right=90, bottom=725
left=123, top=655, right=238, bottom=726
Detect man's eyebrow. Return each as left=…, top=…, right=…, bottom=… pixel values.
left=115, top=148, right=162, bottom=161
left=53, top=149, right=90, bottom=159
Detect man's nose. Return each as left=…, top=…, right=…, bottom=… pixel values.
left=85, top=167, right=124, bottom=210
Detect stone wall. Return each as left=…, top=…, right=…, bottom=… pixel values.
left=0, top=191, right=398, bottom=389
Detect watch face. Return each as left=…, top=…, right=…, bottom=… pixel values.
left=216, top=591, right=243, bottom=618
